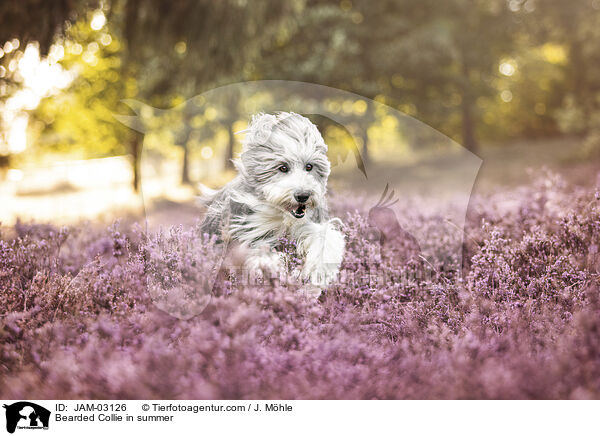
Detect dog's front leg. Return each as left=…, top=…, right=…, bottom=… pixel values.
left=296, top=220, right=345, bottom=287
left=243, top=243, right=285, bottom=282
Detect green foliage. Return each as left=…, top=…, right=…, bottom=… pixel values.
left=33, top=15, right=132, bottom=158
left=2, top=0, right=600, bottom=182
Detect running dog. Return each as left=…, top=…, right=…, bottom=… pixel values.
left=201, top=112, right=345, bottom=288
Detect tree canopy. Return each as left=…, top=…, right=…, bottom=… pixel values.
left=2, top=0, right=600, bottom=187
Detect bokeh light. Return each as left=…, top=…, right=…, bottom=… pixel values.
left=90, top=11, right=106, bottom=30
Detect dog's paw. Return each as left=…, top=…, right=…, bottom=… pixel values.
left=244, top=251, right=284, bottom=283
left=297, top=222, right=345, bottom=287
left=301, top=262, right=340, bottom=287
left=297, top=285, right=323, bottom=299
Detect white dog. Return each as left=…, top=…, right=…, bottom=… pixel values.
left=201, top=112, right=345, bottom=289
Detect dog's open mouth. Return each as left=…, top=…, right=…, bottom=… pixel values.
left=290, top=204, right=306, bottom=218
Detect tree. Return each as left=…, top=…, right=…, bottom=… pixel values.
left=0, top=0, right=94, bottom=157
left=33, top=16, right=133, bottom=163
left=525, top=0, right=600, bottom=136
left=112, top=0, right=298, bottom=188
left=0, top=1, right=96, bottom=55
left=32, top=0, right=298, bottom=190
left=254, top=0, right=517, bottom=152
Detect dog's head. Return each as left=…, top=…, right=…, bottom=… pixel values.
left=236, top=112, right=330, bottom=219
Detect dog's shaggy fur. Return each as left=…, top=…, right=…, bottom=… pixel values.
left=201, top=112, right=345, bottom=288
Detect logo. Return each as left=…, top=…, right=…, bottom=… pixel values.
left=3, top=402, right=50, bottom=434
left=111, top=80, right=481, bottom=319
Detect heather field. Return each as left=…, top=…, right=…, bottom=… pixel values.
left=1, top=171, right=599, bottom=400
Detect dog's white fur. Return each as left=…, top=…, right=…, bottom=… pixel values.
left=201, top=112, right=345, bottom=289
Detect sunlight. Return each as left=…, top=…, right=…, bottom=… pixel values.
left=90, top=11, right=106, bottom=31
left=500, top=89, right=513, bottom=103
left=541, top=43, right=567, bottom=65
left=7, top=115, right=27, bottom=152
left=499, top=61, right=516, bottom=76
left=200, top=146, right=214, bottom=159
left=3, top=39, right=18, bottom=54
left=1, top=44, right=73, bottom=153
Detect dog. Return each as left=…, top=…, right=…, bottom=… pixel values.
left=201, top=112, right=345, bottom=290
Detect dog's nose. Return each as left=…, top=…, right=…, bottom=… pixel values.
left=294, top=191, right=311, bottom=204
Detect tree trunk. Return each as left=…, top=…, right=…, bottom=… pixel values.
left=130, top=131, right=143, bottom=192
left=360, top=100, right=373, bottom=167
left=122, top=0, right=142, bottom=193
left=460, top=60, right=478, bottom=153
left=570, top=40, right=590, bottom=133
left=181, top=141, right=191, bottom=185
left=225, top=122, right=235, bottom=170
left=180, top=110, right=193, bottom=185
left=461, top=94, right=477, bottom=153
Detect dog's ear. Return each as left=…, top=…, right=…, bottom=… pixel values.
left=232, top=158, right=247, bottom=177
left=241, top=113, right=278, bottom=150
left=316, top=142, right=328, bottom=154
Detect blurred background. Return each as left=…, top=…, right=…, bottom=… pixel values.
left=1, top=0, right=599, bottom=225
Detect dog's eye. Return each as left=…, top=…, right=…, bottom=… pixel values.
left=305, top=164, right=313, bottom=172
left=278, top=164, right=289, bottom=173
